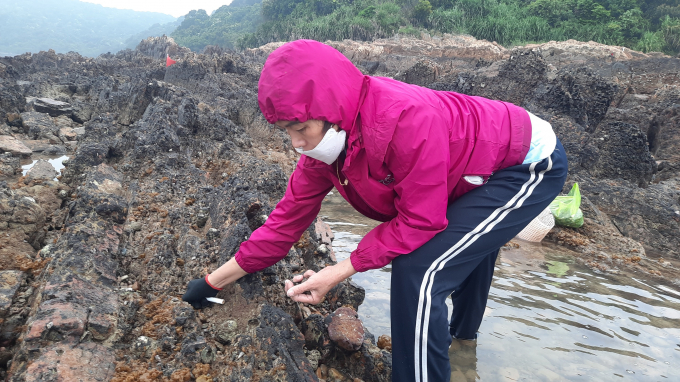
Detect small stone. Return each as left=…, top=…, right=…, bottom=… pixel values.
left=207, top=228, right=220, bottom=240
left=377, top=334, right=392, bottom=351
left=196, top=213, right=209, bottom=228
left=200, top=346, right=216, bottom=364
left=132, top=336, right=157, bottom=357
left=215, top=320, right=238, bottom=345
left=125, top=222, right=143, bottom=232
left=327, top=368, right=345, bottom=382
left=307, top=349, right=321, bottom=370
left=25, top=160, right=57, bottom=182
left=325, top=307, right=365, bottom=351
left=318, top=364, right=328, bottom=378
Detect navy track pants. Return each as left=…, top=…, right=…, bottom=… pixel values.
left=390, top=139, right=568, bottom=382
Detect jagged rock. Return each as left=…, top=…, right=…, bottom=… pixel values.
left=255, top=304, right=317, bottom=380
left=0, top=152, right=20, bottom=177
left=23, top=343, right=115, bottom=382
left=394, top=59, right=440, bottom=87
left=302, top=314, right=329, bottom=350
left=0, top=271, right=25, bottom=317
left=20, top=111, right=60, bottom=142
left=42, top=145, right=66, bottom=155
left=33, top=98, right=73, bottom=117
left=326, top=279, right=365, bottom=312
left=22, top=139, right=51, bottom=152
left=0, top=136, right=31, bottom=157
left=590, top=122, right=657, bottom=187
left=315, top=217, right=334, bottom=245
left=0, top=190, right=45, bottom=244
left=58, top=127, right=77, bottom=141
left=6, top=113, right=21, bottom=127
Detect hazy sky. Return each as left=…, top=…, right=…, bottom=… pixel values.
left=80, top=0, right=232, bottom=18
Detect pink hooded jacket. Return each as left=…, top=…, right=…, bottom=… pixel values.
left=234, top=40, right=531, bottom=273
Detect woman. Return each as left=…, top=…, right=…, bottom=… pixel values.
left=183, top=39, right=568, bottom=381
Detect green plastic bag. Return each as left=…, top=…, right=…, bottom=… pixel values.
left=549, top=183, right=584, bottom=228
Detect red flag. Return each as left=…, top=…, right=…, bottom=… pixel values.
left=166, top=54, right=176, bottom=67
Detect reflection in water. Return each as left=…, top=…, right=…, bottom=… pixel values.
left=21, top=155, right=69, bottom=180
left=320, top=191, right=680, bottom=381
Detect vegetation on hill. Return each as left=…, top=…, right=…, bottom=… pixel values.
left=124, top=18, right=185, bottom=50
left=171, top=2, right=263, bottom=51
left=170, top=0, right=680, bottom=55
left=0, top=0, right=175, bottom=57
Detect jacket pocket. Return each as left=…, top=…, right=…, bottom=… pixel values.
left=450, top=174, right=491, bottom=202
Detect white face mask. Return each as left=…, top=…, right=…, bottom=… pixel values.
left=295, top=127, right=346, bottom=165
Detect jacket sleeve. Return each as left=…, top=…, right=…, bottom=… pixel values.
left=234, top=157, right=334, bottom=273
left=350, top=109, right=451, bottom=272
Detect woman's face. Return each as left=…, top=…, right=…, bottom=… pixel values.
left=275, top=119, right=337, bottom=151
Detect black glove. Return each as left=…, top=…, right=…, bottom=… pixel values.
left=182, top=275, right=220, bottom=309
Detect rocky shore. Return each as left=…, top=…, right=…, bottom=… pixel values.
left=0, top=34, right=678, bottom=381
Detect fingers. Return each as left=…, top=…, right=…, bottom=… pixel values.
left=291, top=270, right=316, bottom=283
left=290, top=291, right=319, bottom=304
left=286, top=274, right=315, bottom=297
left=284, top=279, right=294, bottom=293
left=191, top=298, right=213, bottom=310
left=303, top=269, right=316, bottom=278
left=285, top=269, right=324, bottom=304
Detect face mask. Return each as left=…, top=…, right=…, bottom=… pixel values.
left=295, top=127, right=346, bottom=165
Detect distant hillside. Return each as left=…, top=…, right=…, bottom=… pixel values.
left=124, top=18, right=185, bottom=50
left=171, top=2, right=263, bottom=51
left=0, top=0, right=176, bottom=57
left=168, top=0, right=680, bottom=55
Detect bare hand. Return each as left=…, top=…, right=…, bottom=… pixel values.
left=284, top=269, right=332, bottom=304
left=284, top=258, right=358, bottom=305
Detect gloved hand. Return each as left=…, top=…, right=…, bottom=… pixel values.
left=182, top=275, right=220, bottom=309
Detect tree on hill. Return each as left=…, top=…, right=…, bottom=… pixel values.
left=171, top=4, right=263, bottom=51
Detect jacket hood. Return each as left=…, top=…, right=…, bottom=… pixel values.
left=258, top=40, right=366, bottom=133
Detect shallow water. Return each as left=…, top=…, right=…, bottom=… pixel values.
left=319, top=192, right=680, bottom=381
left=21, top=155, right=69, bottom=180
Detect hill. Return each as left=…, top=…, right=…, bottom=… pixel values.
left=169, top=0, right=680, bottom=55
left=171, top=3, right=264, bottom=51
left=0, top=0, right=176, bottom=57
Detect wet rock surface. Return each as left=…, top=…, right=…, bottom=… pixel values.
left=0, top=34, right=678, bottom=381
left=24, top=160, right=57, bottom=183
